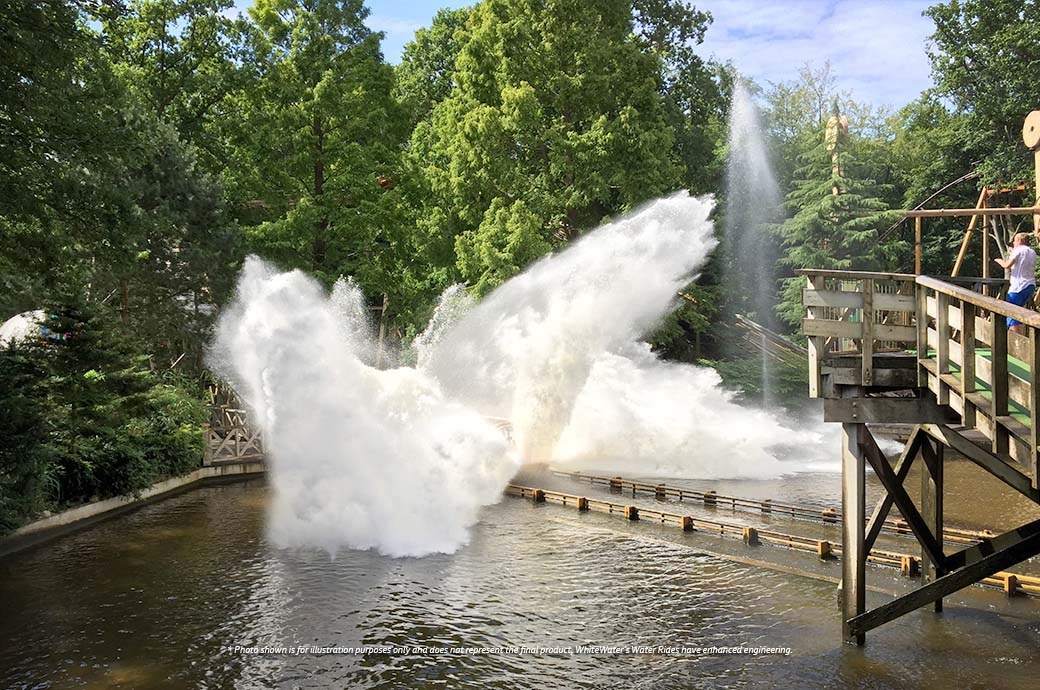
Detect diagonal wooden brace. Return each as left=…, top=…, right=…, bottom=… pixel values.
left=864, top=426, right=923, bottom=554
left=858, top=425, right=946, bottom=569
left=848, top=526, right=1040, bottom=637
left=945, top=516, right=1040, bottom=571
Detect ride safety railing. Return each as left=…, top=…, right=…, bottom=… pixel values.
left=916, top=275, right=1040, bottom=489
left=798, top=269, right=1040, bottom=492
left=798, top=269, right=918, bottom=394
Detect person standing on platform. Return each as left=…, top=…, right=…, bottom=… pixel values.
left=994, top=232, right=1038, bottom=334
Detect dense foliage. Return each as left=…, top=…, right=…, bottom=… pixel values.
left=0, top=307, right=205, bottom=533
left=3, top=0, right=1040, bottom=531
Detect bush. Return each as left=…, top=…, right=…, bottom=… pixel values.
left=0, top=303, right=206, bottom=533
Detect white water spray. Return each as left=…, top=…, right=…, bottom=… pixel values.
left=209, top=260, right=520, bottom=557
left=423, top=192, right=812, bottom=475
left=724, top=80, right=782, bottom=403
left=211, top=192, right=818, bottom=558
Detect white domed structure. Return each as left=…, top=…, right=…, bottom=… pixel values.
left=0, top=310, right=46, bottom=346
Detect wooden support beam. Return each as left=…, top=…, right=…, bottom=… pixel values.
left=945, top=517, right=1040, bottom=571
left=861, top=279, right=874, bottom=386
left=915, top=217, right=923, bottom=274
left=935, top=292, right=950, bottom=405
left=982, top=219, right=990, bottom=293
left=921, top=437, right=945, bottom=611
left=806, top=275, right=825, bottom=398
left=902, top=206, right=1040, bottom=218
left=920, top=425, right=1040, bottom=503
left=846, top=527, right=1040, bottom=637
left=841, top=422, right=867, bottom=645
left=864, top=428, right=923, bottom=553
left=823, top=397, right=959, bottom=424
left=858, top=426, right=946, bottom=570
left=916, top=284, right=929, bottom=389
left=951, top=188, right=989, bottom=277
left=1031, top=330, right=1040, bottom=490
left=961, top=302, right=977, bottom=427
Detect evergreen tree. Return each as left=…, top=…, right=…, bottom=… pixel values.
left=775, top=104, right=902, bottom=328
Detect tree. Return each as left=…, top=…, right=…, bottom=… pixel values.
left=92, top=0, right=250, bottom=172
left=926, top=0, right=1040, bottom=187
left=395, top=7, right=472, bottom=128
left=408, top=0, right=683, bottom=296
left=231, top=0, right=408, bottom=295
left=775, top=103, right=903, bottom=327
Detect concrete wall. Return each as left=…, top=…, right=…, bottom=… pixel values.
left=0, top=460, right=266, bottom=558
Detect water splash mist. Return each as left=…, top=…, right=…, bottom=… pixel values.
left=724, top=80, right=782, bottom=403
left=211, top=192, right=816, bottom=558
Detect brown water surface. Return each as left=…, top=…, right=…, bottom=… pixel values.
left=1, top=472, right=1038, bottom=689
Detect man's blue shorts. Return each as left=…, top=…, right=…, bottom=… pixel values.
left=1007, top=284, right=1036, bottom=328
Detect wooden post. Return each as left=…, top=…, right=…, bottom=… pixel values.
left=1035, top=150, right=1040, bottom=235
left=962, top=301, right=977, bottom=427
left=1023, top=111, right=1040, bottom=233
left=861, top=278, right=874, bottom=386
left=936, top=292, right=950, bottom=405
left=806, top=274, right=825, bottom=397
left=991, top=311, right=1010, bottom=454
left=921, top=438, right=945, bottom=612
left=1031, top=331, right=1040, bottom=490
left=915, top=217, right=923, bottom=275
left=916, top=283, right=930, bottom=388
left=841, top=422, right=866, bottom=645
left=952, top=188, right=990, bottom=277
left=982, top=214, right=990, bottom=296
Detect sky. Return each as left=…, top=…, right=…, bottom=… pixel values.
left=231, top=0, right=937, bottom=109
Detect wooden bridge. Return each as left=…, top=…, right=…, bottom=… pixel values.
left=802, top=268, right=1040, bottom=644
left=203, top=381, right=263, bottom=465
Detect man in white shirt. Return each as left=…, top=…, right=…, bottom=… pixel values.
left=994, top=232, right=1038, bottom=334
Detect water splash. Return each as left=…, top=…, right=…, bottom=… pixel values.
left=423, top=192, right=813, bottom=473
left=209, top=259, right=520, bottom=557
left=211, top=192, right=817, bottom=558
left=724, top=80, right=782, bottom=403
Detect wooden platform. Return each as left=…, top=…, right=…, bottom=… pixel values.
left=800, top=269, right=1040, bottom=644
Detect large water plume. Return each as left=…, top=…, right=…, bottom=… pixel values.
left=209, top=261, right=520, bottom=557
left=422, top=192, right=810, bottom=474
left=724, top=80, right=782, bottom=402
left=212, top=192, right=817, bottom=558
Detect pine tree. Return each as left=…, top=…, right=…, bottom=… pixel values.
left=776, top=103, right=903, bottom=328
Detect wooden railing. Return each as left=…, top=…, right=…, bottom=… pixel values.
left=799, top=269, right=1040, bottom=491
left=799, top=269, right=918, bottom=395
left=916, top=275, right=1040, bottom=489
left=204, top=381, right=264, bottom=465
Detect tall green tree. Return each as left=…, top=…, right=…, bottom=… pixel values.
left=926, top=0, right=1040, bottom=187
left=395, top=6, right=472, bottom=129
left=93, top=0, right=250, bottom=172
left=408, top=0, right=684, bottom=296
left=775, top=105, right=903, bottom=327
left=232, top=0, right=407, bottom=295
